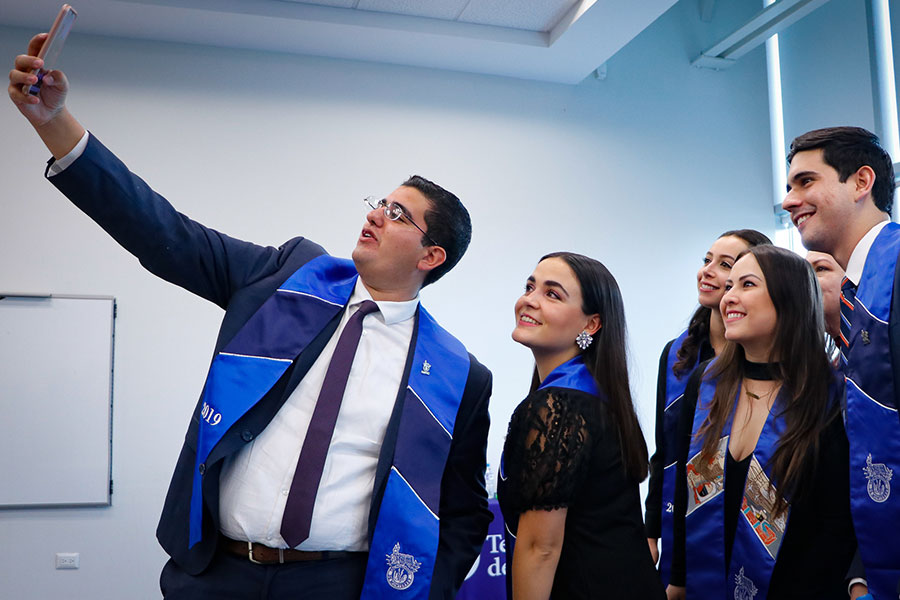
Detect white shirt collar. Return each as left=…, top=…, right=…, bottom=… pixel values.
left=348, top=278, right=419, bottom=325
left=845, top=221, right=890, bottom=286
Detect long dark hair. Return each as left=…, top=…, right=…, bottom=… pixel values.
left=673, top=229, right=773, bottom=375
left=696, top=245, right=837, bottom=514
left=531, top=252, right=649, bottom=482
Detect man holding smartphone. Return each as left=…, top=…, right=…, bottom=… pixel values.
left=9, top=33, right=492, bottom=600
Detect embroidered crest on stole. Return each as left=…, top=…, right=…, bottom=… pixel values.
left=864, top=453, right=893, bottom=503
left=733, top=567, right=758, bottom=600
left=385, top=543, right=422, bottom=590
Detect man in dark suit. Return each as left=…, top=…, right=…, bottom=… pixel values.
left=783, top=126, right=900, bottom=600
left=9, top=34, right=492, bottom=600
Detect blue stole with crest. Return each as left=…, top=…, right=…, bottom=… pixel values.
left=190, top=254, right=470, bottom=599
left=498, top=356, right=600, bottom=591
left=360, top=307, right=470, bottom=598
left=684, top=361, right=790, bottom=600
left=659, top=329, right=697, bottom=587
left=844, top=222, right=900, bottom=599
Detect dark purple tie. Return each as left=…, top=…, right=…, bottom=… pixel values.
left=281, top=299, right=379, bottom=547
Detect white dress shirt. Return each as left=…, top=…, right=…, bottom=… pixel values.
left=844, top=220, right=890, bottom=286
left=218, top=279, right=418, bottom=551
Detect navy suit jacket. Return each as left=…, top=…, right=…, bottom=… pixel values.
left=47, top=135, right=493, bottom=599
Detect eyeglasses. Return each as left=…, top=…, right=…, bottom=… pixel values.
left=364, top=196, right=437, bottom=246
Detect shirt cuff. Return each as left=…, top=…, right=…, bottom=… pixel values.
left=47, top=130, right=90, bottom=176
left=848, top=577, right=867, bottom=596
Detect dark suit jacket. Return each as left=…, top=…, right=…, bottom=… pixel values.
left=47, top=134, right=493, bottom=599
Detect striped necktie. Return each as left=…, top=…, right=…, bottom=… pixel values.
left=839, top=276, right=856, bottom=366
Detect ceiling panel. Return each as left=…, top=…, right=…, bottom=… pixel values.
left=459, top=0, right=578, bottom=32
left=356, top=0, right=470, bottom=22
left=284, top=0, right=359, bottom=8
left=0, top=0, right=679, bottom=84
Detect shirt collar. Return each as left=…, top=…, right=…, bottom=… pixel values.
left=845, top=221, right=890, bottom=286
left=348, top=278, right=419, bottom=325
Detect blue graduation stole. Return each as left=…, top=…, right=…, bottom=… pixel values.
left=360, top=308, right=470, bottom=599
left=498, top=356, right=600, bottom=589
left=684, top=362, right=790, bottom=600
left=659, top=329, right=696, bottom=587
left=537, top=355, right=601, bottom=396
left=190, top=255, right=471, bottom=599
left=844, top=222, right=900, bottom=599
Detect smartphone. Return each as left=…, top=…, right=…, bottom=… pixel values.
left=23, top=4, right=78, bottom=96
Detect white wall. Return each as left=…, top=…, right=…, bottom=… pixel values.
left=0, top=0, right=775, bottom=596
left=779, top=0, right=877, bottom=147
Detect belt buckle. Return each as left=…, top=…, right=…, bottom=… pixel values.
left=247, top=542, right=264, bottom=565
left=246, top=542, right=285, bottom=565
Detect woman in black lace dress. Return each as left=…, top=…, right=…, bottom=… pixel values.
left=497, top=252, right=665, bottom=600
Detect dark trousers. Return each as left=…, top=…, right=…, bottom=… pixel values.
left=160, top=550, right=369, bottom=600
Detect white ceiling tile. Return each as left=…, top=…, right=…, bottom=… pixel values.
left=357, top=0, right=470, bottom=21
left=280, top=0, right=359, bottom=8
left=459, top=0, right=578, bottom=32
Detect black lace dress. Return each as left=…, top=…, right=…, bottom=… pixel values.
left=498, top=386, right=665, bottom=599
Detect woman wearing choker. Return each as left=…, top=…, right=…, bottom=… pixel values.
left=645, top=229, right=770, bottom=585
left=668, top=245, right=855, bottom=599
left=498, top=252, right=664, bottom=599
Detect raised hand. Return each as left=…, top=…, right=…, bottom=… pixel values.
left=8, top=33, right=84, bottom=159
left=8, top=33, right=70, bottom=127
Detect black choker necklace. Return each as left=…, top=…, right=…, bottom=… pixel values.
left=744, top=360, right=779, bottom=381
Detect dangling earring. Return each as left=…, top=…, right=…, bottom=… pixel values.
left=575, top=330, right=593, bottom=350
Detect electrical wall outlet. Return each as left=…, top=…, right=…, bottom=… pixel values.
left=55, top=553, right=79, bottom=569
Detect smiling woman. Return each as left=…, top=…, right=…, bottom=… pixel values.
left=644, top=229, right=770, bottom=589
left=668, top=245, right=856, bottom=600
left=498, top=252, right=665, bottom=600
left=719, top=253, right=779, bottom=362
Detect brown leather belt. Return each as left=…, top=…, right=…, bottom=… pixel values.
left=222, top=537, right=364, bottom=565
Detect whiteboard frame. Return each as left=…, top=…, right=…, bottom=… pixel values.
left=0, top=294, right=115, bottom=509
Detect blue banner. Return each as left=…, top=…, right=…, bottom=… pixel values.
left=684, top=363, right=789, bottom=599
left=844, top=222, right=900, bottom=599
left=660, top=329, right=697, bottom=587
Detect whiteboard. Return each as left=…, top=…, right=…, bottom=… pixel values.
left=0, top=295, right=115, bottom=507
